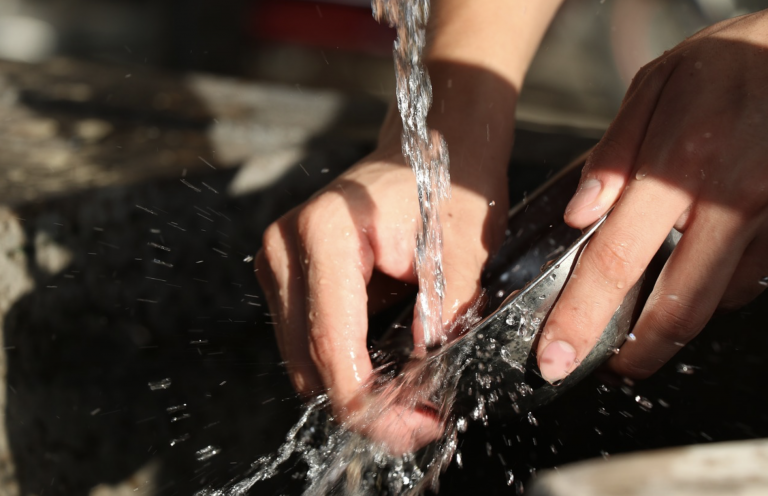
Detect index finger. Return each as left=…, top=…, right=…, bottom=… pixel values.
left=536, top=175, right=690, bottom=383
left=297, top=197, right=375, bottom=409
left=298, top=197, right=443, bottom=453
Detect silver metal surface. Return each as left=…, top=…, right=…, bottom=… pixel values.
left=455, top=210, right=672, bottom=415
left=451, top=162, right=679, bottom=415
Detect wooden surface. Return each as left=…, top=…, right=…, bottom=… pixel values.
left=0, top=57, right=386, bottom=206
left=530, top=439, right=768, bottom=496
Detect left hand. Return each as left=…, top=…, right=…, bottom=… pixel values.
left=536, top=10, right=768, bottom=383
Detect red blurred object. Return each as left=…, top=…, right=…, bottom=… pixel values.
left=249, top=0, right=396, bottom=56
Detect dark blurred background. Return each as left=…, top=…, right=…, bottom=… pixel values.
left=0, top=1, right=767, bottom=495
left=3, top=0, right=767, bottom=131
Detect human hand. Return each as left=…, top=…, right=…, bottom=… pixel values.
left=536, top=10, right=768, bottom=383
left=255, top=138, right=509, bottom=454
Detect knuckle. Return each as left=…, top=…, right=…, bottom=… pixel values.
left=588, top=235, right=641, bottom=288
left=587, top=134, right=625, bottom=169
left=262, top=221, right=285, bottom=252
left=613, top=355, right=656, bottom=380
left=296, top=205, right=320, bottom=241
left=307, top=332, right=334, bottom=379
left=718, top=298, right=747, bottom=314
left=719, top=284, right=762, bottom=312
left=296, top=192, right=342, bottom=241
left=646, top=293, right=704, bottom=344
left=627, top=64, right=652, bottom=94
left=728, top=181, right=768, bottom=217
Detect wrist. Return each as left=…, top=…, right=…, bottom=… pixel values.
left=425, top=60, right=516, bottom=179
left=377, top=62, right=517, bottom=166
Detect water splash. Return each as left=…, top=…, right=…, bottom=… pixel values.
left=196, top=445, right=223, bottom=462
left=148, top=378, right=172, bottom=391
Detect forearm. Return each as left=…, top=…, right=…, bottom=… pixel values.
left=380, top=0, right=564, bottom=187
left=427, top=0, right=563, bottom=90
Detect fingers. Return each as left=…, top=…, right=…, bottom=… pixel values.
left=257, top=219, right=324, bottom=397
left=295, top=193, right=375, bottom=410
left=565, top=57, right=677, bottom=229
left=537, top=173, right=691, bottom=383
left=297, top=192, right=444, bottom=452
left=610, top=205, right=752, bottom=378
left=719, top=226, right=768, bottom=312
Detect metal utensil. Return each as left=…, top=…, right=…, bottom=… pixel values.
left=448, top=157, right=679, bottom=416
left=373, top=152, right=678, bottom=417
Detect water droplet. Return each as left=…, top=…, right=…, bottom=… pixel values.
left=759, top=276, right=768, bottom=287
left=169, top=433, right=190, bottom=446
left=627, top=332, right=637, bottom=341
left=195, top=445, right=222, bottom=461
left=486, top=442, right=493, bottom=457
left=527, top=412, right=539, bottom=426
left=635, top=395, right=653, bottom=409
left=455, top=450, right=463, bottom=468
left=148, top=378, right=172, bottom=391
left=635, top=167, right=649, bottom=180
left=676, top=363, right=696, bottom=374
left=506, top=470, right=515, bottom=486
left=598, top=407, right=610, bottom=416
left=243, top=254, right=254, bottom=263
left=505, top=312, right=518, bottom=326
left=616, top=281, right=625, bottom=289
left=166, top=404, right=187, bottom=413
left=489, top=200, right=496, bottom=206
left=500, top=348, right=525, bottom=373
left=456, top=417, right=468, bottom=433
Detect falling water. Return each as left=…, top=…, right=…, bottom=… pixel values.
left=372, top=0, right=451, bottom=347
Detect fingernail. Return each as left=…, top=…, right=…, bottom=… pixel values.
left=539, top=340, right=577, bottom=384
left=565, top=178, right=602, bottom=215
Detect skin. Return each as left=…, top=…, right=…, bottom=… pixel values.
left=536, top=10, right=768, bottom=383
left=257, top=0, right=561, bottom=454
left=257, top=1, right=768, bottom=453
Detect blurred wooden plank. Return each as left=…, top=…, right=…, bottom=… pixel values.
left=0, top=57, right=386, bottom=206
left=530, top=439, right=768, bottom=496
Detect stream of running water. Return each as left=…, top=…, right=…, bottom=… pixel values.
left=372, top=0, right=451, bottom=349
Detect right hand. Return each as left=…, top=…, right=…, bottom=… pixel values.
left=255, top=138, right=509, bottom=454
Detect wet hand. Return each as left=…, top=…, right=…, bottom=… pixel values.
left=256, top=142, right=508, bottom=454
left=536, top=10, right=768, bottom=383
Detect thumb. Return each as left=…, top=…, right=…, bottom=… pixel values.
left=565, top=59, right=674, bottom=229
